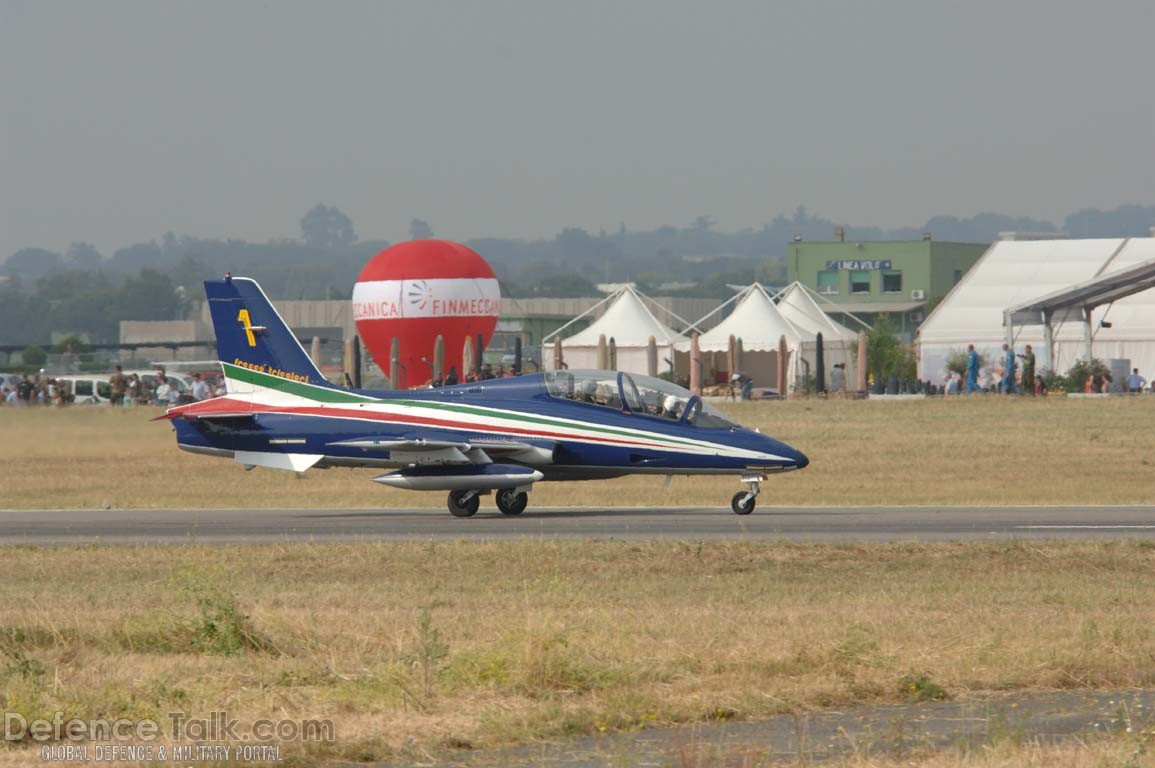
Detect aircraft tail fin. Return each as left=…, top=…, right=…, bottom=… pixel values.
left=204, top=275, right=335, bottom=389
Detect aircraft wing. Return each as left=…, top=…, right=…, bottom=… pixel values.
left=327, top=438, right=471, bottom=451
left=470, top=439, right=557, bottom=464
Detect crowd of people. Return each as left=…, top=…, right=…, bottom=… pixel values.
left=0, top=366, right=221, bottom=407
left=429, top=362, right=519, bottom=387
left=938, top=344, right=1154, bottom=395
left=2, top=374, right=74, bottom=406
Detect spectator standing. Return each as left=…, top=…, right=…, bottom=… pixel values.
left=192, top=373, right=211, bottom=401
left=1001, top=344, right=1019, bottom=394
left=17, top=374, right=33, bottom=404
left=1019, top=345, right=1036, bottom=396
left=109, top=365, right=128, bottom=407
left=154, top=374, right=172, bottom=407
left=1127, top=368, right=1146, bottom=393
left=830, top=363, right=846, bottom=392
left=965, top=345, right=982, bottom=394
left=126, top=374, right=141, bottom=406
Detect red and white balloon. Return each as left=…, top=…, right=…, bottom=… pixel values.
left=352, top=240, right=499, bottom=384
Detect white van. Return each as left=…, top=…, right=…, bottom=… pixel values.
left=55, top=375, right=112, bottom=404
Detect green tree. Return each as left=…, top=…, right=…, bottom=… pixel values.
left=300, top=204, right=356, bottom=249
left=945, top=348, right=986, bottom=376
left=5, top=248, right=63, bottom=277
left=22, top=345, right=47, bottom=367
left=528, top=272, right=596, bottom=297
left=110, top=242, right=162, bottom=272
left=691, top=214, right=716, bottom=232
left=1061, top=358, right=1110, bottom=393
left=861, top=314, right=917, bottom=382
left=52, top=335, right=90, bottom=354
left=409, top=218, right=434, bottom=240
left=865, top=315, right=900, bottom=380
left=66, top=242, right=103, bottom=269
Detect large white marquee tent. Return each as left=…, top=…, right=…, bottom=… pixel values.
left=542, top=285, right=688, bottom=374
left=917, top=236, right=1155, bottom=383
left=675, top=283, right=860, bottom=391
left=775, top=282, right=860, bottom=385
left=676, top=284, right=803, bottom=388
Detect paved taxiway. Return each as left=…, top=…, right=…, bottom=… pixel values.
left=1, top=505, right=1153, bottom=544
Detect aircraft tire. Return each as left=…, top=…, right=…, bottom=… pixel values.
left=448, top=491, right=480, bottom=518
left=731, top=491, right=755, bottom=515
left=496, top=489, right=528, bottom=516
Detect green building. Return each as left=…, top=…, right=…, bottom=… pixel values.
left=786, top=238, right=987, bottom=339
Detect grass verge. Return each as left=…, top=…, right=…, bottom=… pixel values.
left=0, top=540, right=1152, bottom=764
left=2, top=396, right=1154, bottom=509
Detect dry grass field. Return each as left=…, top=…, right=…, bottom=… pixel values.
left=0, top=540, right=1153, bottom=765
left=2, top=395, right=1154, bottom=509
left=2, top=399, right=1154, bottom=766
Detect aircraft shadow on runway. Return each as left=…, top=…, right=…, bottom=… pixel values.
left=293, top=507, right=853, bottom=520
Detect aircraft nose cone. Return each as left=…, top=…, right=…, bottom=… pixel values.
left=758, top=434, right=808, bottom=470
left=790, top=447, right=810, bottom=470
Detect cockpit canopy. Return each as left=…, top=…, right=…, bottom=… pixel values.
left=544, top=370, right=735, bottom=428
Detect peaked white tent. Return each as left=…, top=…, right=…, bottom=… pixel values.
left=775, top=282, right=858, bottom=342
left=677, top=284, right=804, bottom=390
left=918, top=236, right=1155, bottom=383
left=543, top=286, right=688, bottom=374
left=774, top=282, right=860, bottom=386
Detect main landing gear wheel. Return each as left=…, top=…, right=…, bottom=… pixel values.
left=448, top=490, right=481, bottom=518
left=731, top=491, right=756, bottom=515
left=495, top=489, right=529, bottom=516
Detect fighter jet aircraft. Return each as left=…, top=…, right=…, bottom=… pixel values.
left=164, top=275, right=808, bottom=517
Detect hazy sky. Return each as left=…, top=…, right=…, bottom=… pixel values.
left=3, top=0, right=1153, bottom=258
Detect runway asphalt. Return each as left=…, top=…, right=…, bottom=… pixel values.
left=1, top=504, right=1154, bottom=544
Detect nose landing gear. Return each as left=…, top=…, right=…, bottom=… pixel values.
left=731, top=473, right=765, bottom=515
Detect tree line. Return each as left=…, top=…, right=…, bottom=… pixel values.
left=3, top=203, right=1154, bottom=346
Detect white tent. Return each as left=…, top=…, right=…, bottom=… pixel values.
left=918, top=236, right=1155, bottom=384
left=543, top=286, right=688, bottom=374
left=677, top=284, right=804, bottom=390
left=774, top=282, right=860, bottom=386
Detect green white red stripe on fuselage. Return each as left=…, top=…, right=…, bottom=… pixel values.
left=164, top=363, right=790, bottom=463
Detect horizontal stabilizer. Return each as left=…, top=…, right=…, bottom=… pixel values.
left=175, top=411, right=255, bottom=422
left=373, top=464, right=544, bottom=491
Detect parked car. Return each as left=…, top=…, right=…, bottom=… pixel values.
left=499, top=351, right=542, bottom=370
left=125, top=370, right=195, bottom=404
